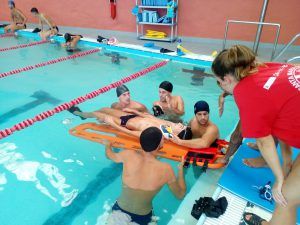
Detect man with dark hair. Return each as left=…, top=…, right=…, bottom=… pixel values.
left=111, top=85, right=148, bottom=112
left=105, top=127, right=186, bottom=225
left=153, top=81, right=185, bottom=122
left=61, top=33, right=83, bottom=52
left=4, top=1, right=27, bottom=33
left=170, top=100, right=220, bottom=148
left=30, top=7, right=58, bottom=40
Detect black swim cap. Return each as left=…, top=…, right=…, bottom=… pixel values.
left=116, top=85, right=129, bottom=97
left=30, top=7, right=39, bottom=13
left=64, top=33, right=71, bottom=42
left=140, top=127, right=163, bottom=152
left=194, top=100, right=210, bottom=114
left=177, top=127, right=193, bottom=140
left=159, top=81, right=173, bottom=93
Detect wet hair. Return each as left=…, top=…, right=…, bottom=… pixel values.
left=159, top=81, right=173, bottom=93
left=211, top=45, right=264, bottom=81
left=8, top=1, right=15, bottom=7
left=30, top=7, right=39, bottom=13
left=140, top=127, right=163, bottom=152
left=194, top=100, right=210, bottom=114
left=177, top=127, right=193, bottom=140
left=116, top=85, right=129, bottom=97
left=64, top=33, right=72, bottom=43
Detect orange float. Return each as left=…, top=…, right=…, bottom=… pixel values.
left=69, top=123, right=229, bottom=170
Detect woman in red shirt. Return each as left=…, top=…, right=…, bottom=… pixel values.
left=212, top=45, right=300, bottom=225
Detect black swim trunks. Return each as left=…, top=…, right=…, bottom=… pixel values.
left=50, top=26, right=59, bottom=32
left=112, top=202, right=153, bottom=225
left=120, top=114, right=137, bottom=127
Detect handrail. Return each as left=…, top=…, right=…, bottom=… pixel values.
left=287, top=56, right=300, bottom=63
left=272, top=33, right=300, bottom=61
left=223, top=20, right=281, bottom=60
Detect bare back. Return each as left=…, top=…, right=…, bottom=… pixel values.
left=40, top=13, right=56, bottom=28
left=117, top=150, right=175, bottom=214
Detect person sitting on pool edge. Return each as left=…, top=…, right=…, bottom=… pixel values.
left=30, top=7, right=59, bottom=40
left=68, top=107, right=192, bottom=141
left=67, top=85, right=148, bottom=120
left=170, top=100, right=220, bottom=148
left=153, top=81, right=185, bottom=123
left=105, top=127, right=186, bottom=225
left=61, top=33, right=83, bottom=52
left=4, top=1, right=27, bottom=33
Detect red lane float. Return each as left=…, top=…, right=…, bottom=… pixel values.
left=0, top=40, right=49, bottom=52
left=0, top=48, right=100, bottom=79
left=0, top=60, right=169, bottom=139
left=0, top=33, right=14, bottom=38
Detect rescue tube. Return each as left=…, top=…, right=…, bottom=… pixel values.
left=110, top=0, right=117, bottom=20
left=69, top=123, right=229, bottom=169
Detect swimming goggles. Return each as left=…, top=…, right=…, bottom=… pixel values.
left=253, top=181, right=273, bottom=204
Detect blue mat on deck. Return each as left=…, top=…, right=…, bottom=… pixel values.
left=219, top=139, right=299, bottom=223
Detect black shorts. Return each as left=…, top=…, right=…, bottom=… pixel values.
left=112, top=202, right=153, bottom=225
left=49, top=26, right=59, bottom=32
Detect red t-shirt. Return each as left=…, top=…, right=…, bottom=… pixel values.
left=233, top=63, right=300, bottom=148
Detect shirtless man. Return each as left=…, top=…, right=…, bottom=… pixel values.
left=111, top=85, right=148, bottom=113
left=67, top=85, right=148, bottom=120
left=62, top=33, right=83, bottom=52
left=4, top=1, right=27, bottom=33
left=69, top=106, right=192, bottom=140
left=30, top=7, right=58, bottom=40
left=95, top=107, right=192, bottom=140
left=170, top=100, right=219, bottom=148
left=153, top=81, right=184, bottom=122
left=105, top=127, right=186, bottom=225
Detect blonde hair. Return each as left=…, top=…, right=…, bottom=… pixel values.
left=212, top=45, right=264, bottom=81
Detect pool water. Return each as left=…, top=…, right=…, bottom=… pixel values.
left=0, top=33, right=239, bottom=225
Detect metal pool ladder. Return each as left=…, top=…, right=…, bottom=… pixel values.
left=222, top=20, right=281, bottom=61
left=272, top=33, right=300, bottom=62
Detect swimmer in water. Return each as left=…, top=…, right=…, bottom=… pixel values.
left=62, top=33, right=82, bottom=52
left=105, top=127, right=186, bottom=225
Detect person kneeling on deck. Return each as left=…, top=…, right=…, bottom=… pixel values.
left=105, top=127, right=186, bottom=225
left=30, top=7, right=58, bottom=40
left=62, top=33, right=82, bottom=52
left=170, top=100, right=220, bottom=149
left=4, top=1, right=27, bottom=33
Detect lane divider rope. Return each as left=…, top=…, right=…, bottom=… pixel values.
left=0, top=33, right=14, bottom=38
left=0, top=60, right=169, bottom=139
left=0, top=48, right=100, bottom=79
left=0, top=40, right=49, bottom=52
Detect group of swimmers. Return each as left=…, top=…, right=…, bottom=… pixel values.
left=69, top=80, right=220, bottom=149
left=4, top=1, right=129, bottom=62
left=67, top=80, right=220, bottom=225
left=4, top=2, right=299, bottom=224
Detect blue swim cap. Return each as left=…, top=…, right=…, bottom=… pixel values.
left=194, top=100, right=210, bottom=114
